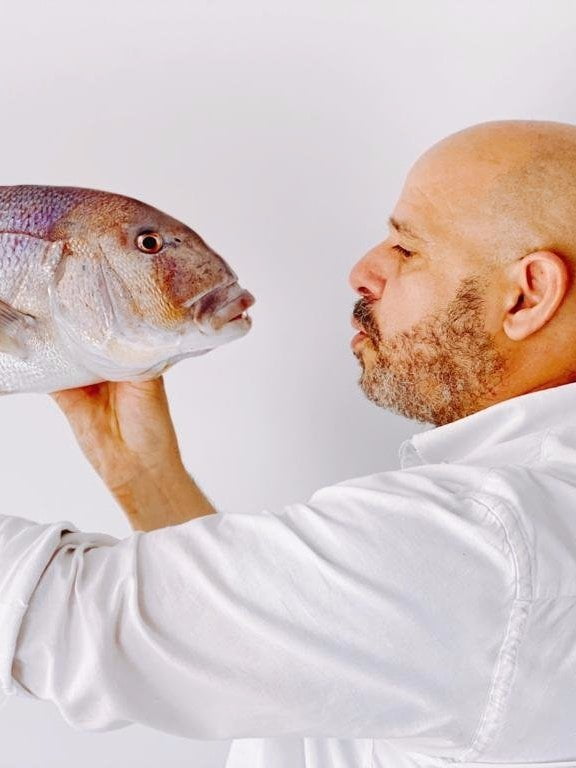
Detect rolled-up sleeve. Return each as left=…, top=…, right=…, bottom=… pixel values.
left=1, top=473, right=519, bottom=754
left=0, top=515, right=117, bottom=703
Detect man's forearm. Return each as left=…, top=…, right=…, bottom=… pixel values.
left=111, top=462, right=217, bottom=531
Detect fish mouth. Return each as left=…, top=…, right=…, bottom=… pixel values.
left=190, top=282, right=256, bottom=332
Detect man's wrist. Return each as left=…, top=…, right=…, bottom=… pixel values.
left=110, top=461, right=217, bottom=532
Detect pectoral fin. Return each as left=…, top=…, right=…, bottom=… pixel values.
left=0, top=298, right=37, bottom=359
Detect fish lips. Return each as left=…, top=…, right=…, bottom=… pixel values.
left=189, top=283, right=256, bottom=333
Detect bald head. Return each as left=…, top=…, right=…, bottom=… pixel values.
left=411, top=120, right=576, bottom=269
left=349, top=119, right=576, bottom=425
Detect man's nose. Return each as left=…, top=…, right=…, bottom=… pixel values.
left=348, top=243, right=388, bottom=300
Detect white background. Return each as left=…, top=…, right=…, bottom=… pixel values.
left=0, top=1, right=574, bottom=766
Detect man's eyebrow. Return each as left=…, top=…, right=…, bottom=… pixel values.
left=387, top=216, right=428, bottom=243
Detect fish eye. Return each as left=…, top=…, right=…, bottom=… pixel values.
left=136, top=231, right=164, bottom=254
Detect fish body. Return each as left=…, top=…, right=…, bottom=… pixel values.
left=0, top=186, right=255, bottom=394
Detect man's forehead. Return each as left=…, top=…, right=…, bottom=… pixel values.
left=389, top=161, right=484, bottom=246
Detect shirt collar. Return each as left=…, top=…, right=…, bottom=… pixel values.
left=398, top=381, right=576, bottom=468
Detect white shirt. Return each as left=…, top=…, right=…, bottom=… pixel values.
left=3, top=382, right=576, bottom=767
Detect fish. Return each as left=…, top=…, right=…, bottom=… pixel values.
left=0, top=185, right=256, bottom=394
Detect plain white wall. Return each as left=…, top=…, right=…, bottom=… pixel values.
left=1, top=1, right=575, bottom=765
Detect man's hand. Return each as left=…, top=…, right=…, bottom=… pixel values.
left=50, top=377, right=182, bottom=490
left=50, top=377, right=217, bottom=531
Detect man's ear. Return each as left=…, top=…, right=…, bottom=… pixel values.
left=502, top=250, right=569, bottom=341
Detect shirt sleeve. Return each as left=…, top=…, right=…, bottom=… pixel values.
left=1, top=472, right=518, bottom=756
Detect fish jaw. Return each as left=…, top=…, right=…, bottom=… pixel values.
left=121, top=312, right=254, bottom=381
left=188, top=282, right=256, bottom=333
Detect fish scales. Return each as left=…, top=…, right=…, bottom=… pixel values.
left=0, top=186, right=92, bottom=238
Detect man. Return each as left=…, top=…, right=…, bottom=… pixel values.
left=2, top=118, right=576, bottom=767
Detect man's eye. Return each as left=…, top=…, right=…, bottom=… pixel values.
left=391, top=244, right=413, bottom=259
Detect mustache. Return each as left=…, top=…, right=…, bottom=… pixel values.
left=352, top=298, right=379, bottom=339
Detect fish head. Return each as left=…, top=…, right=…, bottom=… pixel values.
left=48, top=190, right=256, bottom=380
